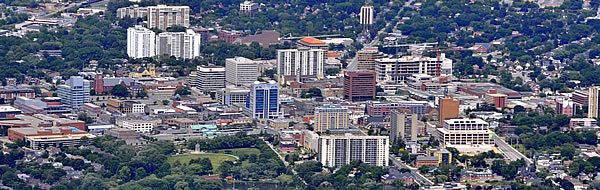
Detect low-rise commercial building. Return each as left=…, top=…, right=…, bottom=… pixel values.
left=437, top=118, right=493, bottom=148
left=9, top=127, right=95, bottom=149
left=569, top=118, right=600, bottom=131
left=415, top=156, right=439, bottom=167
left=116, top=115, right=161, bottom=133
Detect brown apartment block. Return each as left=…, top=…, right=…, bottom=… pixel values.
left=357, top=47, right=383, bottom=71
left=344, top=70, right=376, bottom=101
left=439, top=96, right=459, bottom=122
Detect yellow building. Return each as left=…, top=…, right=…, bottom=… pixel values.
left=427, top=148, right=453, bottom=165
left=129, top=66, right=159, bottom=78
left=314, top=104, right=349, bottom=132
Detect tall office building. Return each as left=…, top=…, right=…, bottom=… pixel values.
left=156, top=29, right=201, bottom=59
left=344, top=70, right=376, bottom=101
left=318, top=134, right=389, bottom=167
left=390, top=111, right=418, bottom=143
left=437, top=118, right=493, bottom=147
left=245, top=81, right=279, bottom=119
left=197, top=65, right=225, bottom=92
left=226, top=57, right=259, bottom=86
left=147, top=5, right=190, bottom=30
left=359, top=6, right=374, bottom=25
left=357, top=47, right=383, bottom=70
left=277, top=48, right=325, bottom=81
left=439, top=96, right=459, bottom=122
left=375, top=54, right=452, bottom=83
left=127, top=25, right=156, bottom=58
left=589, top=86, right=600, bottom=118
left=58, top=76, right=90, bottom=108
left=314, top=104, right=349, bottom=132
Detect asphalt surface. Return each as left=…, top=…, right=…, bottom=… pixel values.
left=389, top=154, right=435, bottom=185
left=493, top=134, right=534, bottom=165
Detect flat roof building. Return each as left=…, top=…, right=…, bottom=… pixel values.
left=314, top=104, right=349, bottom=132
left=318, top=133, right=389, bottom=167
left=197, top=65, right=225, bottom=92
left=226, top=57, right=259, bottom=87
left=344, top=70, right=376, bottom=101
left=437, top=118, right=493, bottom=148
left=147, top=5, right=190, bottom=30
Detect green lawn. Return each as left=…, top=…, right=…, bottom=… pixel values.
left=168, top=153, right=237, bottom=172
left=210, top=148, right=260, bottom=157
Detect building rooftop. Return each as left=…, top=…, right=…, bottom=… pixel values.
left=299, top=37, right=326, bottom=45
left=0, top=106, right=22, bottom=113
left=416, top=156, right=439, bottom=161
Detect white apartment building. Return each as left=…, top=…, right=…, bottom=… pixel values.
left=318, top=134, right=389, bottom=167
left=57, top=76, right=90, bottom=108
left=226, top=57, right=258, bottom=86
left=375, top=54, right=452, bottom=83
left=359, top=6, right=374, bottom=25
left=197, top=65, right=225, bottom=91
left=239, top=1, right=259, bottom=14
left=437, top=118, right=493, bottom=147
left=131, top=103, right=145, bottom=113
left=277, top=48, right=325, bottom=81
left=117, top=120, right=154, bottom=133
left=147, top=5, right=190, bottom=30
left=127, top=25, right=156, bottom=58
left=156, top=29, right=201, bottom=59
left=116, top=5, right=148, bottom=18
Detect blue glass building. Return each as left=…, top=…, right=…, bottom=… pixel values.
left=246, top=81, right=279, bottom=119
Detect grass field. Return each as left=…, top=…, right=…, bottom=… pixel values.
left=168, top=153, right=237, bottom=172
left=210, top=148, right=261, bottom=157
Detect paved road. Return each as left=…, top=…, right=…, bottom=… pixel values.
left=346, top=0, right=415, bottom=71
left=389, top=154, right=434, bottom=185
left=493, top=134, right=533, bottom=165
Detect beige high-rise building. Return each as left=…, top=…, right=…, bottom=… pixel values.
left=439, top=96, right=459, bottom=122
left=390, top=111, right=418, bottom=143
left=147, top=5, right=190, bottom=30
left=314, top=104, right=348, bottom=132
left=357, top=47, right=383, bottom=71
left=588, top=86, right=600, bottom=118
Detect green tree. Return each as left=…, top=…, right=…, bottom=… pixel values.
left=111, top=84, right=129, bottom=97
left=174, top=87, right=191, bottom=96
left=118, top=166, right=132, bottom=181
left=300, top=87, right=322, bottom=98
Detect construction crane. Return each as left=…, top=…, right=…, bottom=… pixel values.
left=278, top=33, right=342, bottom=40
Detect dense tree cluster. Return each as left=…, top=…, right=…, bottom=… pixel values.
left=490, top=159, right=527, bottom=180
left=295, top=160, right=394, bottom=189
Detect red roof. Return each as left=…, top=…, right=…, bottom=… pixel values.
left=327, top=52, right=341, bottom=57
left=300, top=37, right=325, bottom=45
